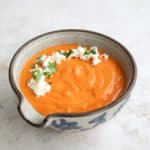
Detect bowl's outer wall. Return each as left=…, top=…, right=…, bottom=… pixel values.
left=9, top=29, right=136, bottom=131
left=45, top=96, right=129, bottom=131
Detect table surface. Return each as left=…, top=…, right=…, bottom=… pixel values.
left=0, top=0, right=150, bottom=149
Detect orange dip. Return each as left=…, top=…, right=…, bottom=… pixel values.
left=19, top=44, right=125, bottom=116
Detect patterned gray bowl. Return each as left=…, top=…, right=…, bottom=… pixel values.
left=9, top=29, right=137, bottom=132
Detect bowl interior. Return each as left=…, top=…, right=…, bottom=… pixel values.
left=11, top=30, right=135, bottom=124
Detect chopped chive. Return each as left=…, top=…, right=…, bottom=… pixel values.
left=32, top=70, right=42, bottom=82
left=84, top=50, right=90, bottom=55
left=36, top=56, right=42, bottom=63
left=66, top=49, right=73, bottom=57
left=58, top=50, right=73, bottom=57
left=90, top=49, right=97, bottom=54
left=48, top=62, right=57, bottom=73
left=43, top=71, right=51, bottom=78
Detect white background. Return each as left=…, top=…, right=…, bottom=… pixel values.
left=0, top=0, right=150, bottom=149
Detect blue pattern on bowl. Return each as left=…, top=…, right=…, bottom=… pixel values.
left=50, top=112, right=107, bottom=131
left=88, top=112, right=107, bottom=127
left=113, top=96, right=130, bottom=117
left=113, top=102, right=125, bottom=117
left=51, top=119, right=82, bottom=131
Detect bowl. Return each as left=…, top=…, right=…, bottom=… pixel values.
left=9, top=29, right=137, bottom=131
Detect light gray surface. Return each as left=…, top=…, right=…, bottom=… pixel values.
left=0, top=0, right=150, bottom=149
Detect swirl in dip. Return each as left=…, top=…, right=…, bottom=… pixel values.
left=19, top=44, right=125, bottom=116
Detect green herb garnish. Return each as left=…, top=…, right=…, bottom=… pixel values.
left=90, top=49, right=97, bottom=54
left=43, top=71, right=51, bottom=78
left=32, top=70, right=42, bottom=82
left=65, top=50, right=73, bottom=57
left=36, top=56, right=42, bottom=63
left=84, top=47, right=97, bottom=55
left=48, top=62, right=57, bottom=73
left=58, top=50, right=73, bottom=57
left=84, top=50, right=90, bottom=55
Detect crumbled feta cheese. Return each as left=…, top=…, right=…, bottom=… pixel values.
left=102, top=53, right=109, bottom=60
left=80, top=54, right=91, bottom=61
left=42, top=56, right=54, bottom=67
left=90, top=46, right=98, bottom=52
left=42, top=52, right=66, bottom=67
left=78, top=46, right=86, bottom=56
left=40, top=55, right=47, bottom=62
left=69, top=46, right=86, bottom=59
left=28, top=76, right=51, bottom=97
left=69, top=46, right=100, bottom=66
left=79, top=46, right=100, bottom=65
left=51, top=52, right=66, bottom=64
left=92, top=56, right=101, bottom=65
left=36, top=55, right=47, bottom=63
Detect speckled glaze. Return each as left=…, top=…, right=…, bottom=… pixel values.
left=9, top=29, right=137, bottom=132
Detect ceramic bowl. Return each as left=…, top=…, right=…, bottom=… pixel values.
left=9, top=29, right=137, bottom=132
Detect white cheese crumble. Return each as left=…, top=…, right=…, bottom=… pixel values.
left=102, top=53, right=109, bottom=60
left=51, top=52, right=66, bottom=64
left=79, top=46, right=100, bottom=65
left=36, top=55, right=47, bottom=63
left=28, top=75, right=51, bottom=97
left=92, top=55, right=101, bottom=65
left=42, top=52, right=66, bottom=67
left=69, top=46, right=85, bottom=59
left=27, top=45, right=109, bottom=97
left=68, top=46, right=101, bottom=65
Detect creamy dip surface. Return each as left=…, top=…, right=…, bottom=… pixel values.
left=19, top=44, right=125, bottom=116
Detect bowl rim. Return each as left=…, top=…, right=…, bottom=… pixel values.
left=9, top=29, right=137, bottom=127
